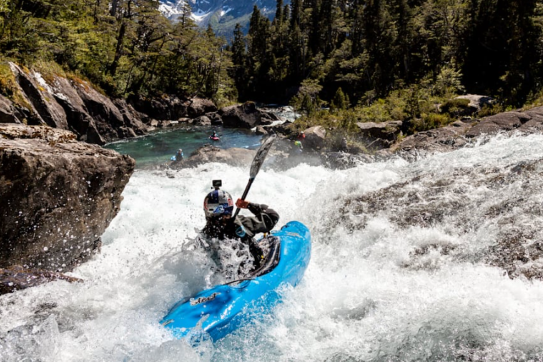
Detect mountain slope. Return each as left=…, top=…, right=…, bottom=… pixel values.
left=159, top=0, right=285, bottom=38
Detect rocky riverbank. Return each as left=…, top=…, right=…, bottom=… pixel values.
left=4, top=61, right=543, bottom=296
left=0, top=62, right=284, bottom=146
left=0, top=124, right=134, bottom=294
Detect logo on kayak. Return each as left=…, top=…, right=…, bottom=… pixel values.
left=190, top=292, right=221, bottom=306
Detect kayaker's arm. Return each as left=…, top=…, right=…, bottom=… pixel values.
left=236, top=199, right=279, bottom=232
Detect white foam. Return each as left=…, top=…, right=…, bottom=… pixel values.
left=3, top=135, right=543, bottom=360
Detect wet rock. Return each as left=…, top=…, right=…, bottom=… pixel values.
left=0, top=265, right=82, bottom=295
left=255, top=126, right=268, bottom=135
left=394, top=122, right=471, bottom=153
left=394, top=106, right=543, bottom=154
left=331, top=155, right=543, bottom=280
left=191, top=115, right=212, bottom=126
left=465, top=108, right=543, bottom=138
left=0, top=124, right=135, bottom=272
left=206, top=112, right=223, bottom=125
left=321, top=152, right=372, bottom=170
left=170, top=144, right=256, bottom=169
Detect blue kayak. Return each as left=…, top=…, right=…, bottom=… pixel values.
left=160, top=221, right=311, bottom=342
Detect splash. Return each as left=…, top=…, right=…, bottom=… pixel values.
left=2, top=134, right=543, bottom=361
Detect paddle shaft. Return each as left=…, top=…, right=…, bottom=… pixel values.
left=233, top=177, right=254, bottom=218
left=232, top=134, right=276, bottom=219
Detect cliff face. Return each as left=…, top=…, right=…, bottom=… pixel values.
left=0, top=62, right=217, bottom=145
left=0, top=124, right=135, bottom=272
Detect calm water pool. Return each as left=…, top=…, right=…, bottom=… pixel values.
left=105, top=125, right=263, bottom=167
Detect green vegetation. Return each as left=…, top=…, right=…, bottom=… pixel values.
left=0, top=0, right=235, bottom=104
left=1, top=0, right=542, bottom=139
left=230, top=0, right=543, bottom=136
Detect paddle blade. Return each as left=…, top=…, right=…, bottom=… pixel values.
left=249, top=134, right=276, bottom=179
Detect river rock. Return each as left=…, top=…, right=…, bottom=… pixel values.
left=187, top=98, right=217, bottom=118
left=191, top=115, right=212, bottom=126
left=0, top=124, right=135, bottom=272
left=0, top=265, right=82, bottom=294
left=171, top=144, right=256, bottom=168
left=465, top=107, right=543, bottom=138
left=302, top=126, right=327, bottom=151
left=255, top=126, right=268, bottom=135
left=219, top=102, right=265, bottom=128
left=393, top=106, right=543, bottom=154
left=356, top=121, right=403, bottom=141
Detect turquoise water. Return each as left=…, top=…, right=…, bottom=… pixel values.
left=105, top=125, right=263, bottom=167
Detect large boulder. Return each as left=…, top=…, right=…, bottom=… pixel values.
left=128, top=94, right=188, bottom=120
left=455, top=94, right=495, bottom=112
left=303, top=126, right=327, bottom=151
left=219, top=102, right=264, bottom=128
left=356, top=120, right=403, bottom=149
left=187, top=98, right=217, bottom=118
left=0, top=124, right=135, bottom=272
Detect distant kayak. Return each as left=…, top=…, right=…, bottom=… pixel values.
left=209, top=136, right=220, bottom=141
left=160, top=221, right=311, bottom=342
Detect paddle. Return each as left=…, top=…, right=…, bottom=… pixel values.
left=233, top=134, right=276, bottom=218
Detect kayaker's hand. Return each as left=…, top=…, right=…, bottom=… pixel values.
left=236, top=199, right=249, bottom=209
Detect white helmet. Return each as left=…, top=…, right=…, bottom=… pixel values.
left=203, top=189, right=234, bottom=219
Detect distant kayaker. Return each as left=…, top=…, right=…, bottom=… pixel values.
left=294, top=140, right=303, bottom=152
left=297, top=131, right=305, bottom=140
left=175, top=148, right=184, bottom=161
left=201, top=183, right=279, bottom=272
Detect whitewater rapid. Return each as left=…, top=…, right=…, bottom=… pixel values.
left=2, top=134, right=543, bottom=361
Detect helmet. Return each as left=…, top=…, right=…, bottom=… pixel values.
left=204, top=189, right=234, bottom=219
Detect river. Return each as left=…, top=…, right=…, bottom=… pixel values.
left=2, top=133, right=543, bottom=361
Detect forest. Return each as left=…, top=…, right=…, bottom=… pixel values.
left=1, top=0, right=542, bottom=132
left=0, top=0, right=235, bottom=105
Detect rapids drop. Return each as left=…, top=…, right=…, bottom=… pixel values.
left=2, top=134, right=543, bottom=361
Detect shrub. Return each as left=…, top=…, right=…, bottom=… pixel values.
left=440, top=98, right=470, bottom=116
left=409, top=113, right=451, bottom=133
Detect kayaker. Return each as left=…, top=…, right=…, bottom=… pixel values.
left=201, top=186, right=279, bottom=271
left=294, top=140, right=303, bottom=152
left=175, top=148, right=184, bottom=161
